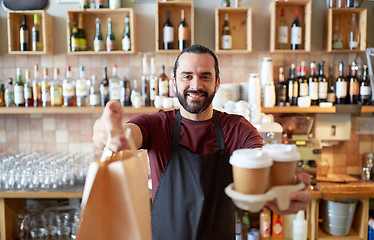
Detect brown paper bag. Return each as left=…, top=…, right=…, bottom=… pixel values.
left=77, top=129, right=151, bottom=240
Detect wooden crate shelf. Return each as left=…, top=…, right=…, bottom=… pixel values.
left=269, top=1, right=311, bottom=53
left=325, top=8, right=367, bottom=52
left=156, top=1, right=194, bottom=52
left=215, top=7, right=252, bottom=53
left=67, top=8, right=136, bottom=54
left=7, top=10, right=53, bottom=55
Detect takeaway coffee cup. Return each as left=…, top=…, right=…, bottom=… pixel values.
left=262, top=144, right=300, bottom=187
left=229, top=149, right=273, bottom=194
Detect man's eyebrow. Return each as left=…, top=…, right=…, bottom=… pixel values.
left=201, top=72, right=212, bottom=76
left=180, top=71, right=193, bottom=75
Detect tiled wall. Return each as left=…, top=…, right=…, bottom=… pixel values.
left=0, top=52, right=371, bottom=175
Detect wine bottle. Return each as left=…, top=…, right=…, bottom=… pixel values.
left=63, top=66, right=76, bottom=107
left=89, top=75, right=101, bottom=107
left=109, top=0, right=120, bottom=9
left=287, top=63, right=298, bottom=106
left=298, top=61, right=308, bottom=98
left=109, top=65, right=121, bottom=101
left=80, top=0, right=90, bottom=9
left=149, top=57, right=158, bottom=106
left=94, top=18, right=104, bottom=52
left=309, top=61, right=319, bottom=105
left=32, top=64, right=42, bottom=107
left=14, top=68, right=25, bottom=107
left=50, top=68, right=63, bottom=107
left=41, top=68, right=51, bottom=107
left=335, top=62, right=347, bottom=104
left=332, top=18, right=343, bottom=50
left=348, top=13, right=360, bottom=50
left=122, top=15, right=131, bottom=51
left=159, top=65, right=169, bottom=97
left=290, top=8, right=302, bottom=50
left=163, top=10, right=174, bottom=50
left=141, top=56, right=150, bottom=106
left=32, top=14, right=42, bottom=52
left=95, top=0, right=106, bottom=8
left=106, top=17, right=115, bottom=52
left=76, top=66, right=89, bottom=107
left=100, top=66, right=110, bottom=107
left=360, top=65, right=371, bottom=105
left=71, top=22, right=80, bottom=52
left=5, top=78, right=15, bottom=107
left=221, top=12, right=232, bottom=50
left=318, top=61, right=328, bottom=103
left=278, top=8, right=288, bottom=50
left=327, top=64, right=336, bottom=103
left=20, top=15, right=30, bottom=51
left=24, top=69, right=33, bottom=107
left=275, top=67, right=287, bottom=106
left=77, top=14, right=87, bottom=51
left=120, top=76, right=131, bottom=107
left=178, top=9, right=189, bottom=51
left=348, top=61, right=360, bottom=104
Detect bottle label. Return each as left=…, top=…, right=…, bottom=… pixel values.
left=163, top=26, right=174, bottom=43
left=360, top=86, right=371, bottom=96
left=94, top=39, right=104, bottom=52
left=110, top=82, right=121, bottom=100
left=332, top=38, right=343, bottom=50
left=14, top=86, right=25, bottom=104
left=159, top=81, right=169, bottom=96
left=309, top=81, right=318, bottom=100
left=20, top=30, right=28, bottom=45
left=42, top=83, right=50, bottom=101
left=221, top=35, right=232, bottom=50
left=100, top=85, right=109, bottom=99
left=71, top=38, right=80, bottom=52
left=278, top=26, right=288, bottom=44
left=90, top=94, right=100, bottom=106
left=178, top=26, right=189, bottom=41
left=336, top=81, right=347, bottom=98
left=63, top=82, right=75, bottom=97
left=32, top=30, right=40, bottom=43
left=349, top=81, right=360, bottom=95
left=76, top=80, right=88, bottom=97
left=24, top=86, right=32, bottom=99
left=299, top=83, right=308, bottom=97
left=291, top=26, right=302, bottom=45
left=32, top=82, right=41, bottom=99
left=51, top=86, right=62, bottom=105
left=79, top=38, right=87, bottom=51
left=319, top=81, right=328, bottom=99
left=122, top=37, right=131, bottom=51
left=150, top=76, right=157, bottom=101
left=349, top=40, right=358, bottom=49
left=109, top=0, right=120, bottom=8
left=106, top=40, right=115, bottom=51
left=5, top=91, right=14, bottom=105
left=327, top=93, right=336, bottom=103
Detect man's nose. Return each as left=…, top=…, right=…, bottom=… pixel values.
left=189, top=76, right=201, bottom=90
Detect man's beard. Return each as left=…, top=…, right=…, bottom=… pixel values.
left=176, top=87, right=216, bottom=114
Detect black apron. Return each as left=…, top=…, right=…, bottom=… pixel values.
left=151, top=110, right=235, bottom=240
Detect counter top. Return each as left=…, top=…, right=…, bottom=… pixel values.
left=315, top=181, right=374, bottom=198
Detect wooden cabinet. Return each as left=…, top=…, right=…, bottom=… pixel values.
left=325, top=8, right=367, bottom=53
left=67, top=8, right=136, bottom=55
left=156, top=1, right=194, bottom=53
left=7, top=10, right=53, bottom=55
left=215, top=7, right=252, bottom=54
left=269, top=1, right=311, bottom=53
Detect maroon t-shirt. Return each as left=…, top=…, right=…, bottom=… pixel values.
left=128, top=109, right=264, bottom=199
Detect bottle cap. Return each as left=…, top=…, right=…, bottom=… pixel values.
left=230, top=149, right=273, bottom=169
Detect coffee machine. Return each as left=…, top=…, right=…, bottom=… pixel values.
left=253, top=122, right=283, bottom=144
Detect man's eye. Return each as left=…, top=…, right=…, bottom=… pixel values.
left=182, top=75, right=192, bottom=80
left=202, top=75, right=211, bottom=81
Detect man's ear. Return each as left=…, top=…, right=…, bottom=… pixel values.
left=215, top=77, right=221, bottom=93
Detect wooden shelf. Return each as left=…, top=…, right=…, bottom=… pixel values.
left=7, top=10, right=53, bottom=54
left=215, top=7, right=252, bottom=53
left=361, top=106, right=374, bottom=113
left=0, top=191, right=82, bottom=198
left=67, top=8, right=136, bottom=54
left=261, top=106, right=336, bottom=114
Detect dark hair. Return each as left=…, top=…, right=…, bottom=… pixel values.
left=173, top=44, right=220, bottom=82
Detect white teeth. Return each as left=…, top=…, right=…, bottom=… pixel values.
left=189, top=94, right=200, bottom=98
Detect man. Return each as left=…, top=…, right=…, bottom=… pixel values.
left=93, top=44, right=311, bottom=239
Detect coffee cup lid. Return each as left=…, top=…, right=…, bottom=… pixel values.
left=262, top=144, right=300, bottom=162
left=229, top=149, right=273, bottom=169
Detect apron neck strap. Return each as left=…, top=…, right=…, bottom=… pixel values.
left=172, top=110, right=225, bottom=150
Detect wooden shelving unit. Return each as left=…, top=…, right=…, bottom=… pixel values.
left=269, top=1, right=311, bottom=53
left=215, top=7, right=252, bottom=53
left=7, top=10, right=53, bottom=55
left=325, top=8, right=367, bottom=52
left=67, top=8, right=136, bottom=55
left=262, top=106, right=336, bottom=114
left=156, top=1, right=194, bottom=53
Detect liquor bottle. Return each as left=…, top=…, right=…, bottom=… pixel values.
left=221, top=12, right=232, bottom=50
left=169, top=67, right=176, bottom=98
left=24, top=69, right=33, bottom=107
left=77, top=14, right=87, bottom=51
left=50, top=68, right=63, bottom=107
left=95, top=0, right=106, bottom=8
left=178, top=9, right=189, bottom=51
left=106, top=17, right=115, bottom=52
left=5, top=78, right=15, bottom=107
left=0, top=82, right=4, bottom=107
left=275, top=67, right=287, bottom=106
left=20, top=15, right=30, bottom=51
left=94, top=18, right=104, bottom=52
left=360, top=65, right=372, bottom=105
left=109, top=0, right=120, bottom=9
left=349, top=61, right=360, bottom=104
left=14, top=68, right=25, bottom=107
left=122, top=15, right=131, bottom=51
left=120, top=76, right=131, bottom=106
left=241, top=211, right=250, bottom=240
left=159, top=65, right=169, bottom=97
left=109, top=65, right=121, bottom=101
left=327, top=64, right=336, bottom=103
left=149, top=57, right=158, bottom=106
left=41, top=68, right=51, bottom=107
left=348, top=13, right=359, bottom=50
left=309, top=61, right=319, bottom=105
left=100, top=66, right=110, bottom=107
left=278, top=8, right=288, bottom=50
left=131, top=79, right=142, bottom=108
left=89, top=75, right=101, bottom=107
left=318, top=61, right=328, bottom=103
left=32, top=64, right=42, bottom=107
left=32, top=14, right=42, bottom=52
left=71, top=22, right=80, bottom=52
left=335, top=62, right=347, bottom=104
left=141, top=56, right=150, bottom=106
left=76, top=66, right=89, bottom=107
left=290, top=8, right=302, bottom=50
left=163, top=10, right=174, bottom=50
left=287, top=63, right=298, bottom=106
left=62, top=66, right=76, bottom=107
left=332, top=18, right=343, bottom=50
left=80, top=0, right=90, bottom=9
left=298, top=61, right=309, bottom=98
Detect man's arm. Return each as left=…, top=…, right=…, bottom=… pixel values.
left=93, top=100, right=143, bottom=152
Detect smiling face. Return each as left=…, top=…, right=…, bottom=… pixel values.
left=174, top=52, right=220, bottom=120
